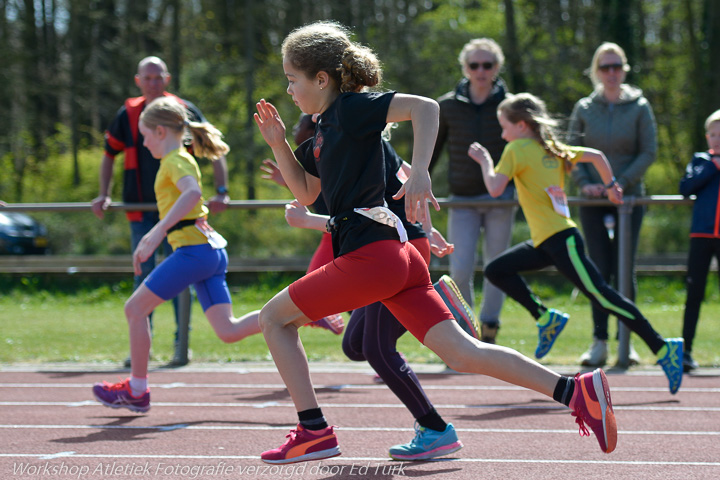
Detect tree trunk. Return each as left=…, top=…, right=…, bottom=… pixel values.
left=704, top=0, right=720, bottom=127
left=171, top=0, right=181, bottom=93
left=70, top=0, right=82, bottom=186
left=503, top=0, right=525, bottom=92
left=244, top=0, right=256, bottom=200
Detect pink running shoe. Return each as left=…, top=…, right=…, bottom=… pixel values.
left=569, top=368, right=617, bottom=453
left=92, top=378, right=150, bottom=413
left=261, top=424, right=341, bottom=464
left=307, top=314, right=345, bottom=335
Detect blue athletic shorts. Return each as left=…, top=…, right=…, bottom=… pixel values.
left=144, top=243, right=231, bottom=311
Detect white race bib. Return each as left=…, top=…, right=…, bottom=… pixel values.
left=353, top=206, right=408, bottom=243
left=545, top=186, right=570, bottom=218
left=194, top=217, right=228, bottom=249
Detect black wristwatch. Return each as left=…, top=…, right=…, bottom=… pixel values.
left=216, top=185, right=229, bottom=195
left=604, top=177, right=617, bottom=189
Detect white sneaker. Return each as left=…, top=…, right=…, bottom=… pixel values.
left=627, top=342, right=641, bottom=366
left=579, top=338, right=608, bottom=367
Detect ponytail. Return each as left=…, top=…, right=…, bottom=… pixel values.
left=186, top=122, right=230, bottom=161
left=140, top=97, right=229, bottom=161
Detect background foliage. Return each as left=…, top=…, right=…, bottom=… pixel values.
left=1, top=0, right=718, bottom=256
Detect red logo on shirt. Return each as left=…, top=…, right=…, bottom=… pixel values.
left=313, top=131, right=324, bottom=161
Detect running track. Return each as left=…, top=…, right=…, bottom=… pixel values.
left=1, top=362, right=719, bottom=479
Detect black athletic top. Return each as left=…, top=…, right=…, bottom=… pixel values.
left=296, top=91, right=402, bottom=257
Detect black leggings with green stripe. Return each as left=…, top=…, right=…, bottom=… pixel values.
left=485, top=227, right=665, bottom=354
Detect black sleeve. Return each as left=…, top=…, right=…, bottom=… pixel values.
left=294, top=138, right=319, bottom=178
left=104, top=106, right=130, bottom=156
left=339, top=91, right=395, bottom=139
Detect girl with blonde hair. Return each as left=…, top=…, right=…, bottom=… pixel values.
left=92, top=97, right=254, bottom=411
left=469, top=92, right=682, bottom=397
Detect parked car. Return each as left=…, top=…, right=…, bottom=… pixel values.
left=0, top=212, right=49, bottom=254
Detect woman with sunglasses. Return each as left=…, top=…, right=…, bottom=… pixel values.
left=430, top=38, right=516, bottom=345
left=569, top=42, right=658, bottom=368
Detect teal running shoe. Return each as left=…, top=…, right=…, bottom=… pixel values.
left=389, top=423, right=463, bottom=461
left=656, top=338, right=684, bottom=394
left=535, top=309, right=569, bottom=359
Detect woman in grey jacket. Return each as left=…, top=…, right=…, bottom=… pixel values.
left=569, top=42, right=657, bottom=367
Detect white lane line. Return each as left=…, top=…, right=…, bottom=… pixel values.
left=1, top=401, right=719, bottom=412
left=1, top=383, right=719, bottom=393
left=1, top=424, right=719, bottom=436
left=1, top=453, right=720, bottom=467
left=37, top=451, right=76, bottom=460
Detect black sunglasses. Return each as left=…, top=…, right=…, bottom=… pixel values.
left=468, top=61, right=495, bottom=71
left=598, top=63, right=624, bottom=72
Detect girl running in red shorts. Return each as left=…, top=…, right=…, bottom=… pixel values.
left=254, top=21, right=618, bottom=464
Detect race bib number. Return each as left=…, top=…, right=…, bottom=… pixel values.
left=545, top=185, right=570, bottom=218
left=195, top=217, right=228, bottom=249
left=353, top=206, right=408, bottom=243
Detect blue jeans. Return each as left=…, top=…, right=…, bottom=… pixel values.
left=447, top=187, right=516, bottom=327
left=130, top=211, right=193, bottom=342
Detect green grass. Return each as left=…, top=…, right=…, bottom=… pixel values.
left=1, top=274, right=719, bottom=368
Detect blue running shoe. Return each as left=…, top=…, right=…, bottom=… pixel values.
left=434, top=275, right=480, bottom=340
left=656, top=338, right=684, bottom=394
left=389, top=423, right=463, bottom=461
left=535, top=309, right=569, bottom=359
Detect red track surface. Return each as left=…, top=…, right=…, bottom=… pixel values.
left=1, top=363, right=718, bottom=479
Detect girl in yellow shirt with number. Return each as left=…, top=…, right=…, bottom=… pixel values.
left=92, top=97, right=245, bottom=412
left=469, top=92, right=683, bottom=394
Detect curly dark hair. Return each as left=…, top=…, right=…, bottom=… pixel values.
left=281, top=21, right=382, bottom=93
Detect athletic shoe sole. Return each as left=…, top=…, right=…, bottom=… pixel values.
left=389, top=440, right=463, bottom=461
left=92, top=392, right=150, bottom=413
left=434, top=275, right=479, bottom=340
left=261, top=446, right=341, bottom=465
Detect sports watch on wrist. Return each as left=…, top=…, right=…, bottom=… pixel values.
left=216, top=185, right=229, bottom=195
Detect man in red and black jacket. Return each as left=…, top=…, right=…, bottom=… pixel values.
left=91, top=56, right=231, bottom=367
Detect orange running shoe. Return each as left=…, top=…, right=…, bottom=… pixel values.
left=261, top=424, right=341, bottom=464
left=569, top=368, right=617, bottom=453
